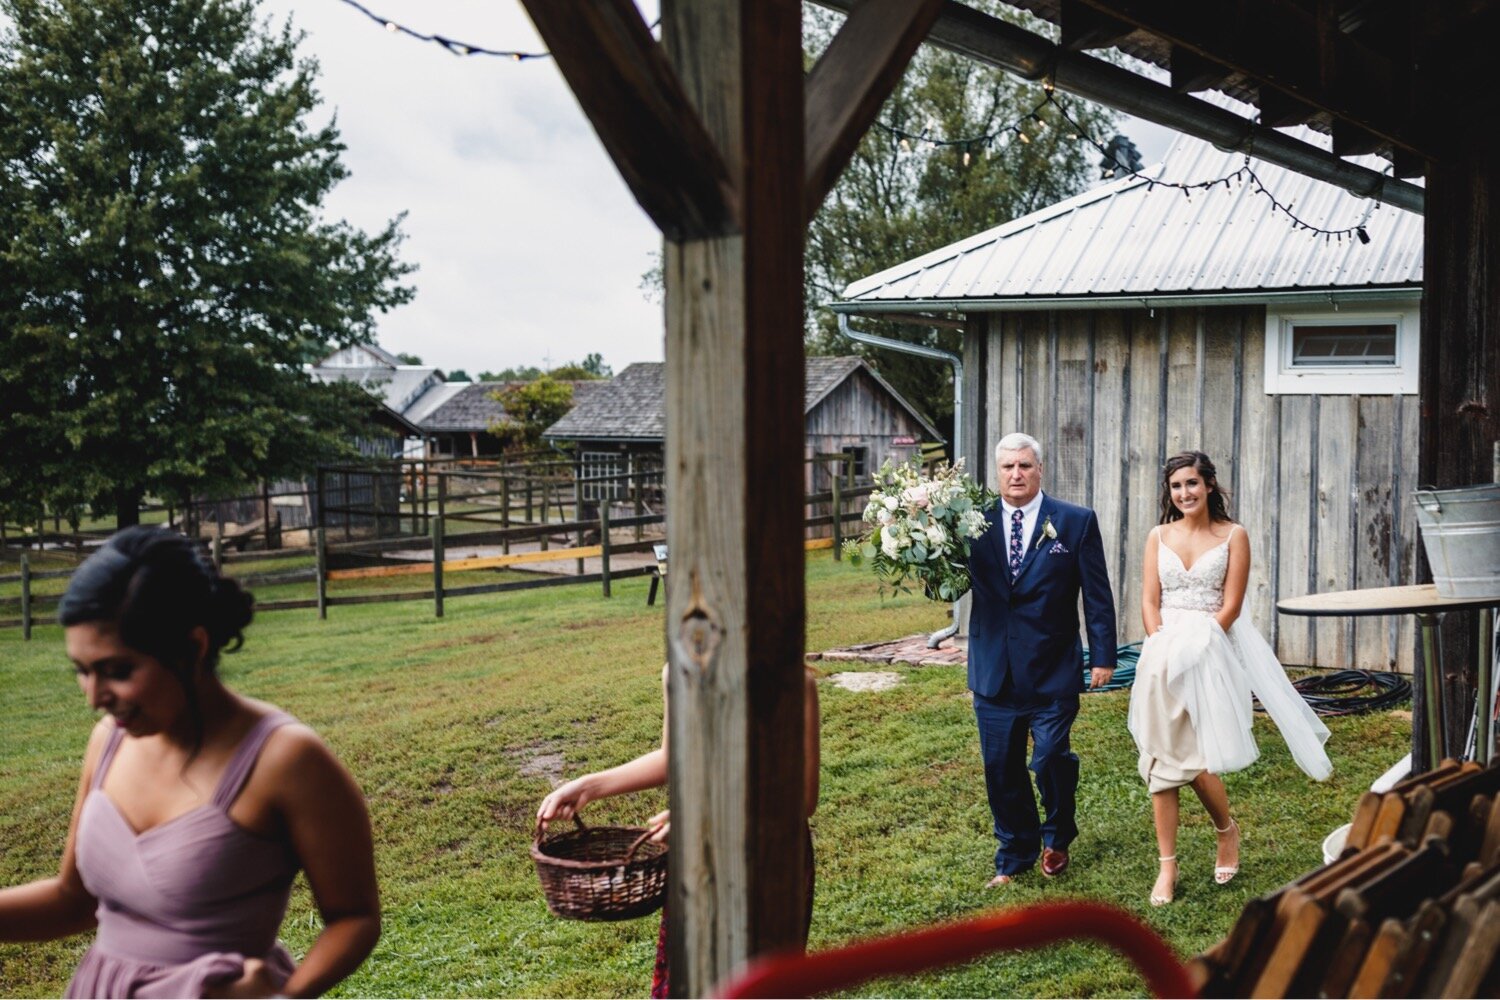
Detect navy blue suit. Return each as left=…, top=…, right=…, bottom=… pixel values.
left=968, top=492, right=1117, bottom=875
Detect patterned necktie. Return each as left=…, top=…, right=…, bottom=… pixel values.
left=1009, top=508, right=1024, bottom=580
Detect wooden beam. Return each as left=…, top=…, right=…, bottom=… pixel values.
left=1392, top=147, right=1426, bottom=179
left=517, top=0, right=737, bottom=241
left=1060, top=0, right=1135, bottom=52
left=1169, top=44, right=1234, bottom=93
left=1331, top=120, right=1386, bottom=158
left=1417, top=143, right=1500, bottom=764
left=1071, top=0, right=1430, bottom=157
left=1258, top=88, right=1321, bottom=128
left=803, top=0, right=944, bottom=220
left=661, top=1, right=807, bottom=994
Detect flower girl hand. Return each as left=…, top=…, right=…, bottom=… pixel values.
left=647, top=809, right=671, bottom=843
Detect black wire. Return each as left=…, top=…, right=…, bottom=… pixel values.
left=1258, top=669, right=1412, bottom=718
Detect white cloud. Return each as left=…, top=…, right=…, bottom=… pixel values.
left=262, top=0, right=665, bottom=375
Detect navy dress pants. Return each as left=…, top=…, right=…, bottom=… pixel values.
left=973, top=687, right=1081, bottom=875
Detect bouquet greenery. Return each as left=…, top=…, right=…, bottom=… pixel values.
left=845, top=459, right=996, bottom=601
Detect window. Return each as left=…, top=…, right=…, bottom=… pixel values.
left=1263, top=303, right=1419, bottom=394
left=579, top=450, right=623, bottom=502
left=840, top=445, right=869, bottom=483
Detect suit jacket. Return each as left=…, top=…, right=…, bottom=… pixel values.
left=967, top=492, right=1118, bottom=701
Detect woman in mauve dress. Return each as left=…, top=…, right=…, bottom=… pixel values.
left=0, top=526, right=379, bottom=998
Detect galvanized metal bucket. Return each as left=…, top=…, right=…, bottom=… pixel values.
left=1413, top=484, right=1500, bottom=599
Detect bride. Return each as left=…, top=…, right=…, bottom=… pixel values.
left=1130, top=451, right=1332, bottom=906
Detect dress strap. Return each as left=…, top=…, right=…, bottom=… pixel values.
left=211, top=711, right=294, bottom=810
left=90, top=723, right=128, bottom=791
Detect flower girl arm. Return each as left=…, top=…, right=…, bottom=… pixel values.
left=1141, top=527, right=1164, bottom=636
left=1214, top=526, right=1251, bottom=632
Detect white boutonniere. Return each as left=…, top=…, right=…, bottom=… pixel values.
left=1036, top=517, right=1056, bottom=550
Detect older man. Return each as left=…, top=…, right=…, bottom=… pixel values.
left=968, top=432, right=1117, bottom=886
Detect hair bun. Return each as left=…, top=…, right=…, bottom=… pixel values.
left=209, top=576, right=255, bottom=652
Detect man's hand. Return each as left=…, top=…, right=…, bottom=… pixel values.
left=1089, top=667, right=1114, bottom=690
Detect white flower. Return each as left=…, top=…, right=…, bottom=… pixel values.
left=880, top=530, right=902, bottom=559
left=877, top=509, right=893, bottom=525
left=925, top=523, right=947, bottom=548
left=903, top=484, right=932, bottom=509
left=883, top=495, right=899, bottom=512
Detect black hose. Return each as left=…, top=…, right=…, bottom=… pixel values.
left=1262, top=669, right=1412, bottom=717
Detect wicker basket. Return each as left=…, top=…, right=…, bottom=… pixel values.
left=532, top=817, right=668, bottom=921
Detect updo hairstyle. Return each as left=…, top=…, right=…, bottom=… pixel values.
left=58, top=525, right=255, bottom=675
left=1158, top=451, right=1232, bottom=524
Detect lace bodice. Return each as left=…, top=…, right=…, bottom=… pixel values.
left=1157, top=529, right=1234, bottom=613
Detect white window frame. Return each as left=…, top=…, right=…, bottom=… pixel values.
left=579, top=450, right=623, bottom=502
left=1263, top=302, right=1419, bottom=395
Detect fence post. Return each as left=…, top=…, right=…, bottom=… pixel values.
left=261, top=481, right=272, bottom=549
left=525, top=478, right=534, bottom=524
left=600, top=501, right=611, bottom=598
left=20, top=551, right=32, bottom=641
left=315, top=527, right=328, bottom=620
left=433, top=473, right=446, bottom=619
left=830, top=458, right=843, bottom=561
left=212, top=513, right=223, bottom=574
left=501, top=477, right=511, bottom=554
left=342, top=470, right=352, bottom=542
left=315, top=468, right=327, bottom=534
left=574, top=459, right=585, bottom=576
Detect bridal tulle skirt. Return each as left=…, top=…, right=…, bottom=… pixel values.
left=1128, top=609, right=1332, bottom=793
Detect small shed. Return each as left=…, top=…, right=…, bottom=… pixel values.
left=837, top=126, right=1425, bottom=672
left=544, top=357, right=942, bottom=499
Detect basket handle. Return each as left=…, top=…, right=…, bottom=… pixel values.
left=534, top=813, right=587, bottom=844
left=624, top=825, right=661, bottom=862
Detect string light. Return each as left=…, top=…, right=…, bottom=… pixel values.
left=873, top=89, right=1382, bottom=243
left=337, top=0, right=551, bottom=60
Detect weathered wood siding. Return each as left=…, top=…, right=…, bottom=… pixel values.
left=964, top=305, right=1419, bottom=672
left=803, top=369, right=929, bottom=491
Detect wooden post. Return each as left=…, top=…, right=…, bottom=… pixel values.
left=1418, top=144, right=1500, bottom=762
left=600, top=500, right=612, bottom=597
left=20, top=551, right=31, bottom=641
left=574, top=459, right=586, bottom=576
left=342, top=470, right=352, bottom=542
left=212, top=511, right=223, bottom=574
left=660, top=4, right=807, bottom=990
left=525, top=478, right=534, bottom=524
left=314, top=527, right=328, bottom=620
left=501, top=476, right=511, bottom=555
left=261, top=481, right=271, bottom=549
left=315, top=468, right=327, bottom=534
left=830, top=456, right=843, bottom=560
left=631, top=454, right=644, bottom=542
left=433, top=473, right=446, bottom=620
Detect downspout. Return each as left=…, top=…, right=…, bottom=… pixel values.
left=836, top=312, right=965, bottom=648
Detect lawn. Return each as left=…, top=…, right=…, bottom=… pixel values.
left=0, top=551, right=1409, bottom=997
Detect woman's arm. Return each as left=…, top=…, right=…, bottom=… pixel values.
left=1215, top=525, right=1251, bottom=632
left=0, top=720, right=107, bottom=942
left=1141, top=526, right=1163, bottom=636
left=261, top=727, right=380, bottom=999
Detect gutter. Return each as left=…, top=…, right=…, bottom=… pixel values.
left=836, top=313, right=965, bottom=649
left=830, top=286, right=1422, bottom=317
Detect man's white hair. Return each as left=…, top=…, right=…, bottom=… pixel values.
left=995, top=432, right=1043, bottom=466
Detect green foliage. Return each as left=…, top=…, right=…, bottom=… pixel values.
left=0, top=552, right=1411, bottom=997
left=475, top=354, right=610, bottom=383
left=488, top=375, right=574, bottom=453
left=803, top=4, right=1114, bottom=441
left=0, top=0, right=415, bottom=527
left=445, top=369, right=471, bottom=383
left=396, top=353, right=424, bottom=365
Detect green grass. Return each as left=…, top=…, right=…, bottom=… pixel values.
left=0, top=552, right=1409, bottom=997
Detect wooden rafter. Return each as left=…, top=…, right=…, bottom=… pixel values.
left=1168, top=44, right=1234, bottom=93
left=517, top=0, right=738, bottom=241
left=803, top=0, right=945, bottom=220
left=1331, top=119, right=1386, bottom=158
left=1059, top=0, right=1135, bottom=52
left=1258, top=88, right=1321, bottom=129
left=1071, top=0, right=1429, bottom=157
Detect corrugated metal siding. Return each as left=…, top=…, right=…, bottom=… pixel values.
left=843, top=134, right=1423, bottom=305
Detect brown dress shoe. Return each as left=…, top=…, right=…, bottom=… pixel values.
left=1040, top=847, right=1069, bottom=877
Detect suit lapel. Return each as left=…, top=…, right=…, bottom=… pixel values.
left=1012, top=494, right=1055, bottom=586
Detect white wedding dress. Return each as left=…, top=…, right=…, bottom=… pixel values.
left=1128, top=527, right=1333, bottom=793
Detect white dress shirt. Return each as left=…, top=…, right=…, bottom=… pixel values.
left=999, top=490, right=1046, bottom=561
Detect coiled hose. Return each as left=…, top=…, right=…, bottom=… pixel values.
left=1080, top=642, right=1141, bottom=693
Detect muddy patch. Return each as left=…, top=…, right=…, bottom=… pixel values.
left=507, top=739, right=568, bottom=786
left=827, top=671, right=903, bottom=693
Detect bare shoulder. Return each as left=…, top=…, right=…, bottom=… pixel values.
left=256, top=719, right=343, bottom=781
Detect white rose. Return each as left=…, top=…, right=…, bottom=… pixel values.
left=926, top=523, right=947, bottom=548
left=883, top=496, right=899, bottom=511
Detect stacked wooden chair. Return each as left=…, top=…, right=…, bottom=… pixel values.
left=1191, top=760, right=1500, bottom=997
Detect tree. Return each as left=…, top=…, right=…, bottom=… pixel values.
left=476, top=365, right=542, bottom=383
left=802, top=4, right=1113, bottom=444
left=396, top=352, right=424, bottom=365
left=445, top=369, right=471, bottom=383
left=488, top=375, right=574, bottom=454
left=545, top=353, right=611, bottom=381
left=0, top=0, right=414, bottom=527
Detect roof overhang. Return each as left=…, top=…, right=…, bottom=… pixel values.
left=830, top=285, right=1421, bottom=318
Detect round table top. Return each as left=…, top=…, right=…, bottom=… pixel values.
left=1277, top=584, right=1500, bottom=618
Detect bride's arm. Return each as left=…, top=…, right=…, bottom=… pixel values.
left=1215, top=526, right=1251, bottom=632
left=1141, top=527, right=1163, bottom=636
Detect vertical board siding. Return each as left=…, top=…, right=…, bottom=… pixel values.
left=976, top=304, right=1419, bottom=671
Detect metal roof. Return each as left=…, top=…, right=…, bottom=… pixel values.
left=839, top=129, right=1423, bottom=311
left=417, top=380, right=606, bottom=434
left=545, top=357, right=942, bottom=442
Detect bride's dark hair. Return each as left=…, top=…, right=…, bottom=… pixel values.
left=1159, top=451, right=1232, bottom=524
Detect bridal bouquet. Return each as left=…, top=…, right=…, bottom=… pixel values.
left=845, top=460, right=995, bottom=601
